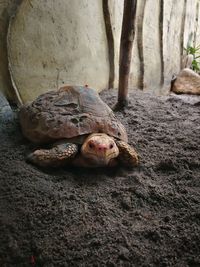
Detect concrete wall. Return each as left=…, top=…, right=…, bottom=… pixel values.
left=1, top=0, right=200, bottom=103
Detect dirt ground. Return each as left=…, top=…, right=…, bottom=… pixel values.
left=0, top=89, right=200, bottom=267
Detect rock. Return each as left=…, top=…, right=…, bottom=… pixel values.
left=7, top=0, right=109, bottom=103
left=171, top=68, right=200, bottom=95
left=0, top=92, right=14, bottom=123
left=118, top=246, right=130, bottom=260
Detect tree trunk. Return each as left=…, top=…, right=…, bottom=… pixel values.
left=116, top=0, right=137, bottom=109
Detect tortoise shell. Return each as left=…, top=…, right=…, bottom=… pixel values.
left=19, top=86, right=128, bottom=143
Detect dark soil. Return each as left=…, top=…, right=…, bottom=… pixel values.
left=0, top=89, right=200, bottom=267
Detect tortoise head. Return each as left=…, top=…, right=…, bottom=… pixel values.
left=81, top=133, right=119, bottom=166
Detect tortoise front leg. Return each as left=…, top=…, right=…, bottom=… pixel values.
left=116, top=140, right=139, bottom=167
left=27, top=142, right=78, bottom=167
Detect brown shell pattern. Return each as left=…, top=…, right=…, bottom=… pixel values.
left=19, top=86, right=128, bottom=143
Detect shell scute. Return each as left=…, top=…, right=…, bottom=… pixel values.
left=19, top=86, right=128, bottom=143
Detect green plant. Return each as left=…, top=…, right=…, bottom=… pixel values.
left=184, top=44, right=200, bottom=72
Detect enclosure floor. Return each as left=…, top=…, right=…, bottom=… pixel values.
left=0, top=89, right=200, bottom=267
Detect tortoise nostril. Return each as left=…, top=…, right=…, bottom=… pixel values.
left=98, top=144, right=107, bottom=151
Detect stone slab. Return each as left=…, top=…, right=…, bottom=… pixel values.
left=7, top=0, right=109, bottom=103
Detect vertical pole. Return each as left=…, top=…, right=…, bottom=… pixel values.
left=102, top=0, right=115, bottom=89
left=117, top=0, right=137, bottom=109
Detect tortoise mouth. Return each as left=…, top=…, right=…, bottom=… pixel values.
left=82, top=151, right=118, bottom=166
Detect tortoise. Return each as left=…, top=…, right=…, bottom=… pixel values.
left=19, top=86, right=139, bottom=168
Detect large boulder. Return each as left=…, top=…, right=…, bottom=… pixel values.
left=0, top=0, right=21, bottom=100
left=7, top=0, right=109, bottom=103
left=171, top=68, right=200, bottom=95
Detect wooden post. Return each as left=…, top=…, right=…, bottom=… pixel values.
left=116, top=0, right=137, bottom=109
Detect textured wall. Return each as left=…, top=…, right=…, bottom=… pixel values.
left=1, top=0, right=200, bottom=103
left=143, top=0, right=162, bottom=92
left=129, top=0, right=145, bottom=89
left=112, top=0, right=200, bottom=94
left=162, top=0, right=185, bottom=93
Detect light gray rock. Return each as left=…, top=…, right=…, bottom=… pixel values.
left=171, top=68, right=200, bottom=95
left=0, top=92, right=14, bottom=123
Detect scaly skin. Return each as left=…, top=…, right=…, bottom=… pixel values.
left=116, top=140, right=139, bottom=167
left=27, top=143, right=78, bottom=167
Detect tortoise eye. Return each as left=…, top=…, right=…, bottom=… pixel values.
left=109, top=144, right=114, bottom=149
left=89, top=142, right=94, bottom=149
